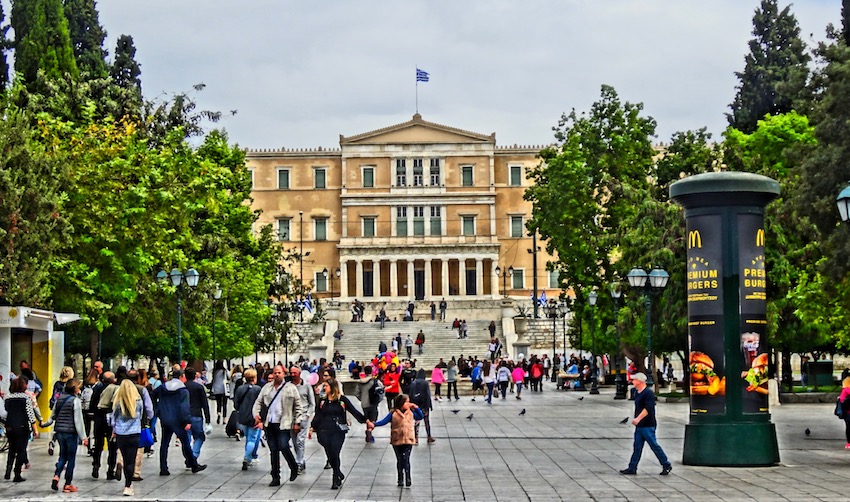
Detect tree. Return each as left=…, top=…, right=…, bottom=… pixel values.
left=63, top=0, right=107, bottom=78
left=11, top=0, right=78, bottom=87
left=727, top=0, right=810, bottom=134
left=110, top=34, right=140, bottom=105
left=0, top=4, right=12, bottom=90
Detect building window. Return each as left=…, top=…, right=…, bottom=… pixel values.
left=362, top=166, right=374, bottom=188
left=314, top=218, right=328, bottom=241
left=548, top=269, right=561, bottom=288
left=396, top=159, right=407, bottom=186
left=315, top=272, right=328, bottom=292
left=510, top=165, right=523, bottom=187
left=314, top=168, right=326, bottom=189
left=430, top=206, right=441, bottom=235
left=512, top=269, right=524, bottom=289
left=277, top=168, right=290, bottom=189
left=363, top=217, right=376, bottom=237
left=413, top=206, right=425, bottom=236
left=277, top=219, right=290, bottom=241
left=462, top=216, right=475, bottom=236
left=413, top=159, right=423, bottom=186
left=396, top=207, right=408, bottom=236
left=430, top=158, right=441, bottom=185
left=511, top=216, right=524, bottom=238
left=461, top=165, right=474, bottom=187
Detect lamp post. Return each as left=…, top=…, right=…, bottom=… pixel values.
left=626, top=267, right=669, bottom=392
left=299, top=211, right=305, bottom=321
left=544, top=300, right=558, bottom=364
left=610, top=282, right=627, bottom=400
left=211, top=285, right=222, bottom=363
left=560, top=299, right=569, bottom=371
left=495, top=266, right=514, bottom=298
left=323, top=267, right=341, bottom=303
left=588, top=290, right=599, bottom=395
left=157, top=267, right=200, bottom=363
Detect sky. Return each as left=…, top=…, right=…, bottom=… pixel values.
left=92, top=0, right=840, bottom=150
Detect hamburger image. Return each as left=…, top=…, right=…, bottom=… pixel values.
left=742, top=352, right=769, bottom=395
left=689, top=351, right=720, bottom=395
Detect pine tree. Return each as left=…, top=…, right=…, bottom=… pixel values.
left=11, top=0, right=78, bottom=86
left=63, top=0, right=107, bottom=78
left=0, top=5, right=11, bottom=90
left=110, top=34, right=141, bottom=96
left=727, top=0, right=810, bottom=133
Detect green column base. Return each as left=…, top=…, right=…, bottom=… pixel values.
left=683, top=422, right=779, bottom=466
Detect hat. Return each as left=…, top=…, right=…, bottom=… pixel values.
left=631, top=372, right=647, bottom=382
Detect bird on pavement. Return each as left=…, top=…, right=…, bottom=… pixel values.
left=466, top=414, right=474, bottom=420
left=805, top=428, right=811, bottom=436
left=619, top=417, right=629, bottom=424
left=451, top=410, right=460, bottom=414
left=519, top=408, right=526, bottom=416
left=577, top=396, right=584, bottom=400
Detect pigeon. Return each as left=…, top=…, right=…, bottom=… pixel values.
left=519, top=408, right=526, bottom=416
left=619, top=417, right=629, bottom=424
left=466, top=414, right=474, bottom=421
left=577, top=396, right=584, bottom=400
left=451, top=410, right=460, bottom=414
left=805, top=428, right=811, bottom=436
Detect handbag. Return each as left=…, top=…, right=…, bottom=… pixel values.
left=336, top=421, right=350, bottom=433
left=259, top=384, right=285, bottom=423
left=836, top=398, right=846, bottom=420
left=139, top=427, right=154, bottom=448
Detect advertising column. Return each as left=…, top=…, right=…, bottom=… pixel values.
left=671, top=172, right=780, bottom=467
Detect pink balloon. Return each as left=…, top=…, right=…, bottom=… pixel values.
left=307, top=372, right=319, bottom=386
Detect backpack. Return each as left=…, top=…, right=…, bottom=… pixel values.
left=49, top=381, right=64, bottom=409
left=368, top=378, right=385, bottom=405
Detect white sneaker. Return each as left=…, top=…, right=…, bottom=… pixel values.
left=123, top=486, right=134, bottom=496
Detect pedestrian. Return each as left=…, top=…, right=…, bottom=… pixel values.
left=470, top=362, right=483, bottom=400
left=838, top=376, right=850, bottom=449
left=40, top=378, right=85, bottom=492
left=112, top=379, right=148, bottom=496
left=80, top=368, right=99, bottom=455
left=431, top=364, right=445, bottom=401
left=488, top=320, right=496, bottom=338
left=183, top=367, right=211, bottom=461
left=382, top=363, right=401, bottom=409
left=488, top=338, right=499, bottom=361
left=251, top=364, right=303, bottom=486
left=308, top=378, right=371, bottom=489
left=620, top=372, right=672, bottom=476
left=482, top=360, right=496, bottom=403
left=379, top=304, right=386, bottom=329
left=407, top=300, right=415, bottom=320
left=379, top=340, right=388, bottom=354
left=153, top=369, right=206, bottom=476
left=410, top=369, right=435, bottom=443
left=512, top=363, right=526, bottom=400
left=371, top=394, right=424, bottom=487
left=430, top=301, right=436, bottom=321
left=439, top=298, right=447, bottom=321
left=1, top=376, right=38, bottom=482
left=415, top=330, right=425, bottom=354
left=446, top=359, right=459, bottom=401
left=49, top=366, right=75, bottom=410
left=542, top=355, right=552, bottom=380
left=461, top=319, right=468, bottom=339
left=234, top=368, right=263, bottom=470
left=354, top=365, right=381, bottom=443
left=211, top=360, right=229, bottom=425
left=289, top=366, right=315, bottom=474
left=405, top=335, right=413, bottom=359
left=127, top=369, right=155, bottom=481
left=92, top=371, right=120, bottom=481
left=399, top=360, right=417, bottom=395
left=496, top=361, right=511, bottom=400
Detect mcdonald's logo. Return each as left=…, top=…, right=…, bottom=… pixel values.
left=688, top=230, right=702, bottom=249
left=756, top=229, right=765, bottom=247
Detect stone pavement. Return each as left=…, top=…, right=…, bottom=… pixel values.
left=2, top=381, right=850, bottom=501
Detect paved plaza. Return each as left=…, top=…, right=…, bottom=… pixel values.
left=1, top=381, right=849, bottom=501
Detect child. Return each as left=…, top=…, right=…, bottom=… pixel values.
left=371, top=394, right=423, bottom=487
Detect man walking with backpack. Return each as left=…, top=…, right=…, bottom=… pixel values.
left=154, top=369, right=206, bottom=476
left=410, top=369, right=435, bottom=444
left=354, top=365, right=383, bottom=443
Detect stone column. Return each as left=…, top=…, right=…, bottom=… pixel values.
left=441, top=259, right=449, bottom=296
left=424, top=259, right=433, bottom=298
left=355, top=259, right=364, bottom=298
left=459, top=259, right=467, bottom=297
left=491, top=260, right=499, bottom=298
left=390, top=259, right=398, bottom=298
left=373, top=259, right=381, bottom=298
left=475, top=258, right=483, bottom=298
left=339, top=260, right=348, bottom=299
left=406, top=260, right=415, bottom=300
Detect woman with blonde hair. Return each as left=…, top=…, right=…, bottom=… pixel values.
left=50, top=366, right=74, bottom=409
left=112, top=379, right=143, bottom=496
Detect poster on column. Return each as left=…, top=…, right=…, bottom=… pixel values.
left=739, top=213, right=769, bottom=414
left=686, top=214, right=726, bottom=415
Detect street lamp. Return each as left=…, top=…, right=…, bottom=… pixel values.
left=560, top=298, right=569, bottom=372
left=211, top=285, right=222, bottom=363
left=495, top=266, right=514, bottom=298
left=837, top=185, right=850, bottom=222
left=610, top=282, right=627, bottom=400
left=588, top=290, right=599, bottom=395
left=157, top=267, right=200, bottom=363
left=544, top=300, right=558, bottom=365
left=627, top=267, right=669, bottom=391
left=323, top=267, right=341, bottom=303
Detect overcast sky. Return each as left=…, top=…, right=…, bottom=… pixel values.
left=93, top=0, right=839, bottom=150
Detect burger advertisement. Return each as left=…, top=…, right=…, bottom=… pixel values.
left=740, top=330, right=769, bottom=413
left=689, top=351, right=726, bottom=397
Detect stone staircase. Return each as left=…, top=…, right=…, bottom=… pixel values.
left=332, top=319, right=501, bottom=370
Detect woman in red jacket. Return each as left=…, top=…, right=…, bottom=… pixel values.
left=382, top=363, right=401, bottom=409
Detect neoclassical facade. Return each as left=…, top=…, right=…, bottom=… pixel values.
left=247, top=114, right=558, bottom=305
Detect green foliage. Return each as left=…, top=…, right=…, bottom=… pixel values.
left=11, top=0, right=78, bottom=88
left=63, top=0, right=107, bottom=79
left=727, top=0, right=810, bottom=133
left=0, top=4, right=12, bottom=90
left=110, top=34, right=141, bottom=108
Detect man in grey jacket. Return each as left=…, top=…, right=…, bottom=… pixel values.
left=354, top=365, right=380, bottom=443
left=252, top=364, right=304, bottom=486
left=289, top=366, right=315, bottom=474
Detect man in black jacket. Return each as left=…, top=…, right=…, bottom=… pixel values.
left=183, top=367, right=211, bottom=462
left=153, top=369, right=205, bottom=476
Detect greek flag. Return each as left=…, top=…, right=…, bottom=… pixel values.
left=300, top=294, right=313, bottom=314
left=538, top=291, right=547, bottom=306
left=416, top=68, right=429, bottom=82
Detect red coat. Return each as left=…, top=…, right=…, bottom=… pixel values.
left=382, top=371, right=401, bottom=394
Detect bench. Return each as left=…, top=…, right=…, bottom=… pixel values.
left=557, top=372, right=581, bottom=390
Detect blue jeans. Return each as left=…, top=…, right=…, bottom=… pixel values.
left=238, top=424, right=261, bottom=462
left=628, top=426, right=671, bottom=471
left=485, top=382, right=495, bottom=402
left=54, top=432, right=79, bottom=484
left=189, top=416, right=206, bottom=458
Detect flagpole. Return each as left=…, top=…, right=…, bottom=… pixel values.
left=415, top=65, right=419, bottom=114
